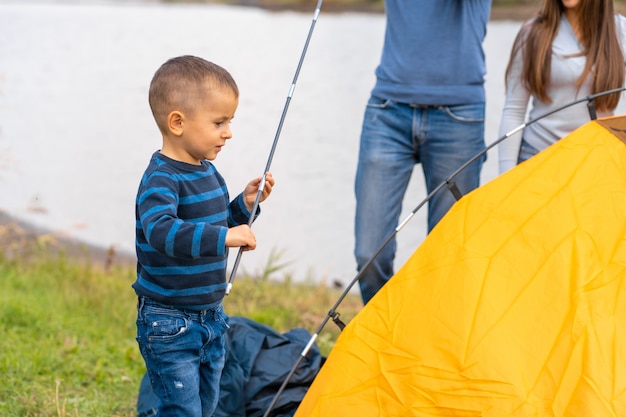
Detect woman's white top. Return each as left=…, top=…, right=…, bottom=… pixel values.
left=497, top=14, right=626, bottom=174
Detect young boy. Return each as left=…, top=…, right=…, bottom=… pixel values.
left=133, top=55, right=274, bottom=417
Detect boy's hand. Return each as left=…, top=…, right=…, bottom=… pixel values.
left=225, top=225, right=256, bottom=251
left=243, top=172, right=275, bottom=212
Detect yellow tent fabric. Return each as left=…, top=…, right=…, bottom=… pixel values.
left=295, top=116, right=626, bottom=417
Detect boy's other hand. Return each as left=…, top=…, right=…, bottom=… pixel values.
left=225, top=225, right=256, bottom=251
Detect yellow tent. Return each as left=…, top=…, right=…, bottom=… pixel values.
left=295, top=116, right=626, bottom=416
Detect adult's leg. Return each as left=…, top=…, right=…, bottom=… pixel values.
left=355, top=97, right=416, bottom=304
left=419, top=103, right=486, bottom=232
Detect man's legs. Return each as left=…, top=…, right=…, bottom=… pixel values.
left=419, top=103, right=486, bottom=232
left=355, top=96, right=415, bottom=304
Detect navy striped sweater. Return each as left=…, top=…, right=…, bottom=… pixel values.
left=132, top=152, right=256, bottom=310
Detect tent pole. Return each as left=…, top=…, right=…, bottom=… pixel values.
left=226, top=0, right=325, bottom=296
left=261, top=87, right=626, bottom=417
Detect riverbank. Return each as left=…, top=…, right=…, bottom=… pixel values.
left=3, top=0, right=624, bottom=275
left=0, top=210, right=135, bottom=269
left=204, top=0, right=538, bottom=18
left=195, top=0, right=626, bottom=20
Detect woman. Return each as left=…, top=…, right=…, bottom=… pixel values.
left=498, top=0, right=626, bottom=174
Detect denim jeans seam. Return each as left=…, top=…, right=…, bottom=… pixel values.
left=442, top=105, right=485, bottom=123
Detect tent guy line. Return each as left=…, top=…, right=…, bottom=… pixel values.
left=261, top=86, right=626, bottom=417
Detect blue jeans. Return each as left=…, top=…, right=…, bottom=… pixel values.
left=354, top=96, right=486, bottom=304
left=518, top=138, right=540, bottom=164
left=136, top=297, right=230, bottom=417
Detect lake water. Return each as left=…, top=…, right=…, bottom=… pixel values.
left=1, top=2, right=616, bottom=284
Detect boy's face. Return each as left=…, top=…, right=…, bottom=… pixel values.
left=173, top=86, right=238, bottom=164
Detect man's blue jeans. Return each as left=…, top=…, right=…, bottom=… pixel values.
left=354, top=96, right=486, bottom=304
left=136, top=296, right=230, bottom=417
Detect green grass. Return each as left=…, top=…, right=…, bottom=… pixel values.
left=0, top=230, right=361, bottom=416
left=0, top=252, right=142, bottom=416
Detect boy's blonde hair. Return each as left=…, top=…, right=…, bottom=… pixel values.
left=149, top=55, right=239, bottom=134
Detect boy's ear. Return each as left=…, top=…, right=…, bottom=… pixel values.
left=167, top=111, right=184, bottom=136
